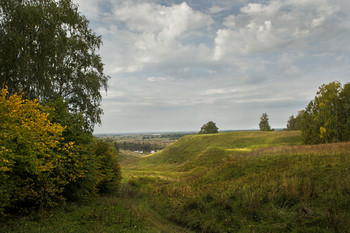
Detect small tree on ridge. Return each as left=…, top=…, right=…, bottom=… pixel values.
left=259, top=113, right=272, bottom=131
left=199, top=121, right=219, bottom=134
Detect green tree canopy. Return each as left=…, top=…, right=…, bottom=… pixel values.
left=199, top=121, right=219, bottom=134
left=259, top=113, right=272, bottom=131
left=0, top=87, right=122, bottom=215
left=300, top=81, right=350, bottom=144
left=0, top=0, right=109, bottom=131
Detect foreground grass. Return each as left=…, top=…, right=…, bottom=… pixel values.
left=0, top=192, right=194, bottom=233
left=0, top=196, right=153, bottom=233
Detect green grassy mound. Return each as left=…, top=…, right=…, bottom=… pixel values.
left=126, top=131, right=301, bottom=170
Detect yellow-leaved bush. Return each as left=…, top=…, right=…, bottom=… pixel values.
left=0, top=88, right=84, bottom=215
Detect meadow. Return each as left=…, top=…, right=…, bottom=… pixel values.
left=2, top=131, right=350, bottom=232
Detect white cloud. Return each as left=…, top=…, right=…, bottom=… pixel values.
left=74, top=0, right=100, bottom=19
left=114, top=2, right=210, bottom=34
left=240, top=1, right=281, bottom=16
left=223, top=15, right=236, bottom=28
left=102, top=2, right=213, bottom=73
left=214, top=0, right=338, bottom=60
left=209, top=6, right=225, bottom=14
left=201, top=88, right=237, bottom=95
left=147, top=76, right=168, bottom=82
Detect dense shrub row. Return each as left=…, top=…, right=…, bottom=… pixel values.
left=0, top=88, right=121, bottom=216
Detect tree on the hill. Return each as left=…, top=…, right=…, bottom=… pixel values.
left=301, top=81, right=350, bottom=144
left=259, top=113, right=272, bottom=131
left=0, top=0, right=109, bottom=131
left=199, top=121, right=219, bottom=134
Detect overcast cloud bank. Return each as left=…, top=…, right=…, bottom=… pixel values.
left=74, top=0, right=350, bottom=133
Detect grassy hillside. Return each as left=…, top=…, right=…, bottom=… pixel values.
left=123, top=131, right=350, bottom=232
left=122, top=131, right=300, bottom=169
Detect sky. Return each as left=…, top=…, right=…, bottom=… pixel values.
left=73, top=0, right=350, bottom=134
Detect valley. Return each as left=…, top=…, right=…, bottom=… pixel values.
left=2, top=131, right=350, bottom=232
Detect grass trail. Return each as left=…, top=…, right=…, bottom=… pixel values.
left=0, top=192, right=193, bottom=233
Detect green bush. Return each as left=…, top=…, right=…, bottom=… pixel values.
left=63, top=139, right=122, bottom=200
left=49, top=100, right=122, bottom=200
left=61, top=143, right=99, bottom=203
left=48, top=98, right=98, bottom=202
left=94, top=140, right=121, bottom=194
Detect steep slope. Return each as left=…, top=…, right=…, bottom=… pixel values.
left=127, top=131, right=301, bottom=171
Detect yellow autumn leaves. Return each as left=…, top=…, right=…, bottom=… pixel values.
left=0, top=87, right=121, bottom=216
left=0, top=88, right=84, bottom=215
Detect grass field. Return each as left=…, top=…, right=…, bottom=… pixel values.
left=2, top=131, right=350, bottom=232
